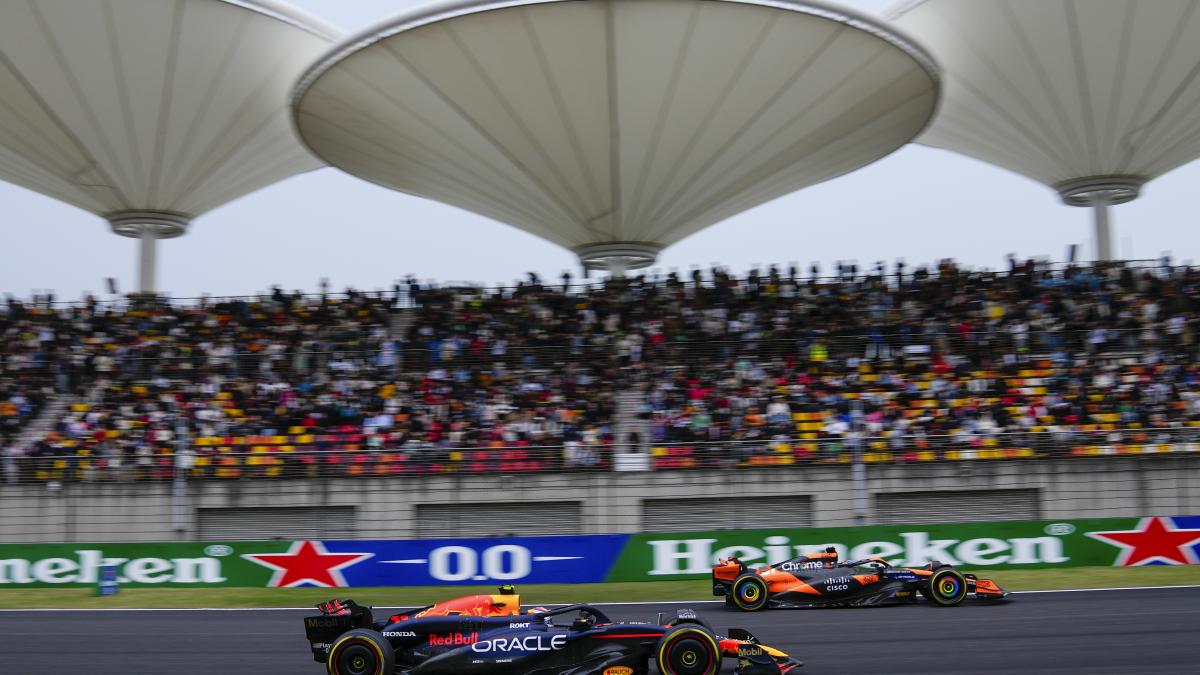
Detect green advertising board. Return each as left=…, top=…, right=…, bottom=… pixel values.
left=0, top=541, right=296, bottom=588
left=606, top=515, right=1200, bottom=581
left=0, top=516, right=1195, bottom=588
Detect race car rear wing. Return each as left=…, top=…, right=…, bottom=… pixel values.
left=712, top=557, right=748, bottom=597
left=304, top=599, right=375, bottom=663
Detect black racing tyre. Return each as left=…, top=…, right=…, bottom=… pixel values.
left=655, top=625, right=721, bottom=675
left=729, top=573, right=769, bottom=611
left=926, top=568, right=968, bottom=607
left=326, top=629, right=395, bottom=675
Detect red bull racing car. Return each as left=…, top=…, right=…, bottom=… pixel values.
left=304, top=586, right=802, bottom=674
left=713, top=548, right=1009, bottom=610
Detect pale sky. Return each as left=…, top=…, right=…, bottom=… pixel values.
left=2, top=0, right=1197, bottom=300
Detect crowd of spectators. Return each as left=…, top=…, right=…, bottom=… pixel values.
left=4, top=257, right=1200, bottom=482
left=2, top=296, right=62, bottom=453
left=404, top=258, right=1200, bottom=370
left=639, top=353, right=1200, bottom=465
left=1, top=288, right=616, bottom=483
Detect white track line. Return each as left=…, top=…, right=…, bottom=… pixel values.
left=1003, top=584, right=1200, bottom=594
left=1, top=583, right=1197, bottom=612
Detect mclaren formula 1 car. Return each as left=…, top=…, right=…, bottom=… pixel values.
left=304, top=586, right=801, bottom=674
left=713, top=547, right=1009, bottom=610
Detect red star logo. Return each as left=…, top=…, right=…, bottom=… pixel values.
left=242, top=541, right=373, bottom=588
left=1086, top=517, right=1200, bottom=566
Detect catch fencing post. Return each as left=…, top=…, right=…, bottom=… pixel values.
left=172, top=408, right=190, bottom=539
left=851, top=400, right=868, bottom=525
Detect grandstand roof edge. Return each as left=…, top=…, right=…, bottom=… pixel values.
left=220, top=0, right=344, bottom=41
left=290, top=0, right=941, bottom=118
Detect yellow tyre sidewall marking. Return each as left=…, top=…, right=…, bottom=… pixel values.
left=328, top=634, right=385, bottom=675
left=658, top=627, right=720, bottom=675
left=733, top=578, right=765, bottom=610
left=930, top=570, right=966, bottom=605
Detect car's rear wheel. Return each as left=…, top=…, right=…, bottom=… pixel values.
left=656, top=625, right=721, bottom=675
left=730, top=573, right=769, bottom=611
left=326, top=629, right=395, bottom=675
left=925, top=568, right=968, bottom=607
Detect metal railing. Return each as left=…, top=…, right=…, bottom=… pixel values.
left=6, top=428, right=1199, bottom=486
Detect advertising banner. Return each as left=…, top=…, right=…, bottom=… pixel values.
left=307, top=535, right=630, bottom=587
left=0, top=535, right=631, bottom=589
left=605, top=515, right=1200, bottom=581
left=0, top=516, right=1195, bottom=589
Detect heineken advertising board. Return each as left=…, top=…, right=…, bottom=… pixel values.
left=605, top=515, right=1200, bottom=581
left=0, top=517, right=1196, bottom=588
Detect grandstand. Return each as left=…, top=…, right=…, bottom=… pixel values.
left=4, top=258, right=1199, bottom=489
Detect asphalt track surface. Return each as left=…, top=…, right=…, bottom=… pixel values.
left=1, top=587, right=1198, bottom=674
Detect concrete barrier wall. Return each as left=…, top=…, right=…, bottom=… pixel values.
left=1, top=456, right=1197, bottom=543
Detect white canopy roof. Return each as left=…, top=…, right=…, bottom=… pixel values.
left=294, top=0, right=939, bottom=269
left=893, top=0, right=1200, bottom=204
left=0, top=0, right=339, bottom=230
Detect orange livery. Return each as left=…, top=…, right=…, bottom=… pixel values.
left=714, top=548, right=1010, bottom=610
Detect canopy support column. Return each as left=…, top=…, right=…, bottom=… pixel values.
left=139, top=227, right=159, bottom=293
left=1091, top=195, right=1113, bottom=262
left=1057, top=177, right=1142, bottom=263
left=107, top=211, right=191, bottom=294
left=574, top=242, right=662, bottom=278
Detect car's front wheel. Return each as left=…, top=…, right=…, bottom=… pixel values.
left=730, top=573, right=769, bottom=611
left=326, top=629, right=395, bottom=675
left=655, top=625, right=721, bottom=675
left=924, top=568, right=968, bottom=607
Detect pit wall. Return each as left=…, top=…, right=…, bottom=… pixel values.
left=0, top=515, right=1196, bottom=588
